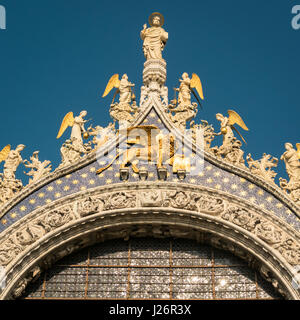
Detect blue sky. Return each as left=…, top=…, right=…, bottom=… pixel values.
left=0, top=0, right=299, bottom=184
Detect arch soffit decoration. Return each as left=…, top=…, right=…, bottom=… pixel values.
left=0, top=100, right=299, bottom=300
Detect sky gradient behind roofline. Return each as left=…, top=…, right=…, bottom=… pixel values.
left=0, top=0, right=299, bottom=183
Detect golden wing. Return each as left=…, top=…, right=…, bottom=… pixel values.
left=56, top=112, right=74, bottom=139
left=296, top=143, right=300, bottom=159
left=228, top=110, right=249, bottom=131
left=102, top=74, right=120, bottom=98
left=0, top=145, right=11, bottom=163
left=190, top=73, right=204, bottom=100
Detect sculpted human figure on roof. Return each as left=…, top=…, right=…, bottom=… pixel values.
left=0, top=144, right=25, bottom=205
left=280, top=143, right=300, bottom=205
left=281, top=143, right=300, bottom=183
left=140, top=12, right=168, bottom=60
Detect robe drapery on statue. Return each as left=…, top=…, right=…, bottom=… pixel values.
left=140, top=26, right=168, bottom=60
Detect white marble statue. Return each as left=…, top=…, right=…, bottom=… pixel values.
left=140, top=12, right=168, bottom=61
left=0, top=144, right=25, bottom=206
left=280, top=143, right=300, bottom=205
left=23, top=151, right=52, bottom=184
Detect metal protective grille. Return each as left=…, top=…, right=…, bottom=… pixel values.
left=22, top=238, right=282, bottom=300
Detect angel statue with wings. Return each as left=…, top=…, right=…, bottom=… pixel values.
left=279, top=143, right=300, bottom=205
left=0, top=144, right=25, bottom=205
left=102, top=74, right=138, bottom=125
left=56, top=111, right=92, bottom=168
left=168, top=73, right=204, bottom=129
left=212, top=110, right=249, bottom=167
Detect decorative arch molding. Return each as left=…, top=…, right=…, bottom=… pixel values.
left=0, top=182, right=299, bottom=300
left=1, top=102, right=299, bottom=221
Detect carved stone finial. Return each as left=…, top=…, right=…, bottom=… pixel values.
left=246, top=153, right=278, bottom=184
left=87, top=122, right=116, bottom=150
left=23, top=151, right=52, bottom=184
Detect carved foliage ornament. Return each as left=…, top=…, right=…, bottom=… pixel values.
left=0, top=189, right=299, bottom=293
left=222, top=206, right=300, bottom=266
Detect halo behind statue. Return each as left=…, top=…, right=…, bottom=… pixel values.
left=149, top=12, right=164, bottom=27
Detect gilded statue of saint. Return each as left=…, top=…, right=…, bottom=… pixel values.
left=140, top=12, right=168, bottom=60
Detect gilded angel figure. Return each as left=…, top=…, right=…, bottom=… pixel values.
left=102, top=73, right=137, bottom=124
left=56, top=110, right=90, bottom=152
left=168, top=73, right=204, bottom=128
left=212, top=110, right=249, bottom=166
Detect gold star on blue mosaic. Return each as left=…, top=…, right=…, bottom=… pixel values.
left=249, top=197, right=256, bottom=203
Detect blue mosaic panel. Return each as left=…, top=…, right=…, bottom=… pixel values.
left=1, top=108, right=299, bottom=233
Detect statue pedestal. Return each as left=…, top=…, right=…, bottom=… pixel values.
left=143, top=59, right=167, bottom=87
left=140, top=59, right=168, bottom=108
